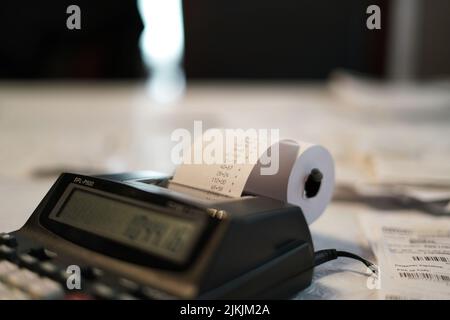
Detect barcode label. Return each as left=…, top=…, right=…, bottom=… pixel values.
left=412, top=256, right=449, bottom=263
left=399, top=272, right=450, bottom=282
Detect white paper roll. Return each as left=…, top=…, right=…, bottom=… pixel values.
left=244, top=140, right=335, bottom=224
left=171, top=138, right=335, bottom=224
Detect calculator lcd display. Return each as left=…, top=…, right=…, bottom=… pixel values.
left=50, top=188, right=199, bottom=263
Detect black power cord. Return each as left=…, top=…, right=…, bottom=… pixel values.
left=314, top=249, right=378, bottom=275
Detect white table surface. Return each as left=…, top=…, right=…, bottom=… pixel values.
left=1, top=81, right=449, bottom=299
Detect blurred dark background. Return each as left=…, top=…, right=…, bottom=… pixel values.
left=0, top=0, right=449, bottom=80
left=183, top=0, right=388, bottom=79
left=0, top=0, right=146, bottom=79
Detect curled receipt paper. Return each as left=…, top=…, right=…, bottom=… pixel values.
left=171, top=139, right=335, bottom=224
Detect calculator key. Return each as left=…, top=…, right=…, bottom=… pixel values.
left=24, top=278, right=64, bottom=300
left=0, top=233, right=17, bottom=247
left=3, top=269, right=40, bottom=288
left=118, top=278, right=140, bottom=292
left=0, top=282, right=9, bottom=294
left=82, top=266, right=104, bottom=280
left=0, top=245, right=16, bottom=260
left=0, top=260, right=18, bottom=277
left=12, top=290, right=31, bottom=300
left=116, top=292, right=139, bottom=300
left=29, top=248, right=57, bottom=261
left=18, top=253, right=39, bottom=269
left=91, top=283, right=116, bottom=300
left=140, top=286, right=174, bottom=300
left=0, top=288, right=30, bottom=300
left=38, top=262, right=59, bottom=278
left=58, top=269, right=71, bottom=283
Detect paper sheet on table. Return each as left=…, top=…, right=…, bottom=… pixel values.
left=359, top=212, right=450, bottom=299
left=372, top=157, right=450, bottom=187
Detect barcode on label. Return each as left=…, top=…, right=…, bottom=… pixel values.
left=412, top=256, right=449, bottom=263
left=399, top=272, right=450, bottom=282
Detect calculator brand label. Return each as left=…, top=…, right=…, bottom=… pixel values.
left=73, top=177, right=94, bottom=187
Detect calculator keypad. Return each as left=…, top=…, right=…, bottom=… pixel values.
left=0, top=232, right=172, bottom=300
left=0, top=260, right=63, bottom=299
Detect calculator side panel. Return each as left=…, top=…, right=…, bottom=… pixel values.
left=198, top=197, right=315, bottom=296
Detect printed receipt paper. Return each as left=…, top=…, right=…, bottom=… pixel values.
left=170, top=138, right=335, bottom=224
left=360, top=212, right=450, bottom=299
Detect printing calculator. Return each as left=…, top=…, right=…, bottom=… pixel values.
left=0, top=171, right=314, bottom=299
